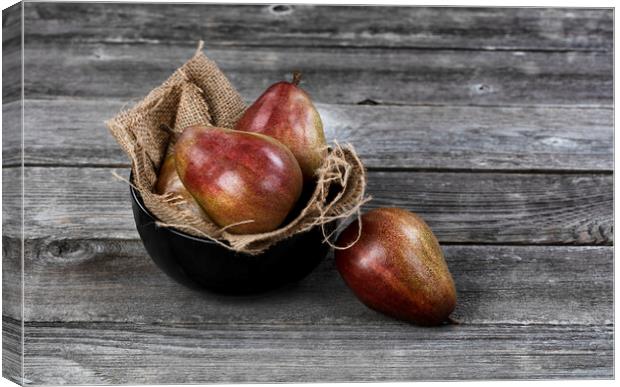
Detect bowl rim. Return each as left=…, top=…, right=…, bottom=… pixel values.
left=129, top=176, right=223, bottom=245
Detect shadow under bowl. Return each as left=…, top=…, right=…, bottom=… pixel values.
left=130, top=182, right=333, bottom=295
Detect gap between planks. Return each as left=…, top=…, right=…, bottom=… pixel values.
left=20, top=40, right=612, bottom=54
left=3, top=316, right=614, bottom=328
left=3, top=97, right=615, bottom=109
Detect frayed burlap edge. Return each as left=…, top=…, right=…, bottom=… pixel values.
left=106, top=42, right=369, bottom=255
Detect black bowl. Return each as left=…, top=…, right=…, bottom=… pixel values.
left=130, top=183, right=333, bottom=295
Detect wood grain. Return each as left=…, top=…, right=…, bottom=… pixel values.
left=2, top=2, right=21, bottom=104
left=2, top=237, right=22, bottom=321
left=3, top=318, right=22, bottom=385
left=2, top=101, right=22, bottom=167
left=21, top=42, right=612, bottom=106
left=22, top=321, right=612, bottom=384
left=2, top=100, right=612, bottom=171
left=2, top=2, right=21, bottom=48
left=24, top=4, right=612, bottom=52
left=368, top=171, right=612, bottom=245
left=2, top=4, right=614, bottom=383
left=2, top=167, right=612, bottom=245
left=13, top=241, right=611, bottom=325
left=2, top=4, right=24, bottom=384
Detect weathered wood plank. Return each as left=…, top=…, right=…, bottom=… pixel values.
left=2, top=237, right=22, bottom=322
left=2, top=167, right=612, bottom=244
left=2, top=48, right=21, bottom=104
left=17, top=240, right=612, bottom=326
left=6, top=6, right=614, bottom=384
left=22, top=321, right=613, bottom=384
left=3, top=317, right=23, bottom=385
left=369, top=171, right=612, bottom=245
left=3, top=99, right=612, bottom=171
left=2, top=4, right=24, bottom=384
left=2, top=2, right=21, bottom=47
left=22, top=42, right=612, bottom=106
left=3, top=102, right=22, bottom=167
left=2, top=44, right=23, bottom=318
left=2, top=1, right=21, bottom=104
left=24, top=4, right=612, bottom=52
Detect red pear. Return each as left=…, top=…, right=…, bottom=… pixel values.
left=154, top=154, right=206, bottom=219
left=235, top=72, right=327, bottom=180
left=174, top=125, right=303, bottom=234
left=335, top=208, right=457, bottom=326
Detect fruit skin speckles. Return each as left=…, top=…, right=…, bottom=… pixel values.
left=235, top=72, right=327, bottom=181
left=335, top=207, right=457, bottom=326
left=175, top=125, right=303, bottom=234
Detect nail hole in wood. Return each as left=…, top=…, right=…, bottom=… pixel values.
left=270, top=4, right=292, bottom=14
left=357, top=98, right=380, bottom=105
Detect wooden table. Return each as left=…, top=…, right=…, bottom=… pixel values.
left=2, top=3, right=613, bottom=384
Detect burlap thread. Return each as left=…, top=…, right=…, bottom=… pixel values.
left=107, top=42, right=368, bottom=255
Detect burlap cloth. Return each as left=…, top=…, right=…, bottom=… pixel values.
left=106, top=42, right=368, bottom=255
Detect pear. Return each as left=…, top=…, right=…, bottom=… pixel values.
left=154, top=154, right=206, bottom=219
left=174, top=125, right=303, bottom=234
left=235, top=72, right=327, bottom=180
left=335, top=208, right=457, bottom=326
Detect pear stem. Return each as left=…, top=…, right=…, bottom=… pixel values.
left=446, top=317, right=461, bottom=325
left=292, top=71, right=302, bottom=86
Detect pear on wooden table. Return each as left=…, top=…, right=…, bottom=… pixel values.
left=335, top=208, right=457, bottom=326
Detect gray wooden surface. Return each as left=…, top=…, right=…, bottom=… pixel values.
left=2, top=2, right=23, bottom=384
left=2, top=3, right=614, bottom=384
